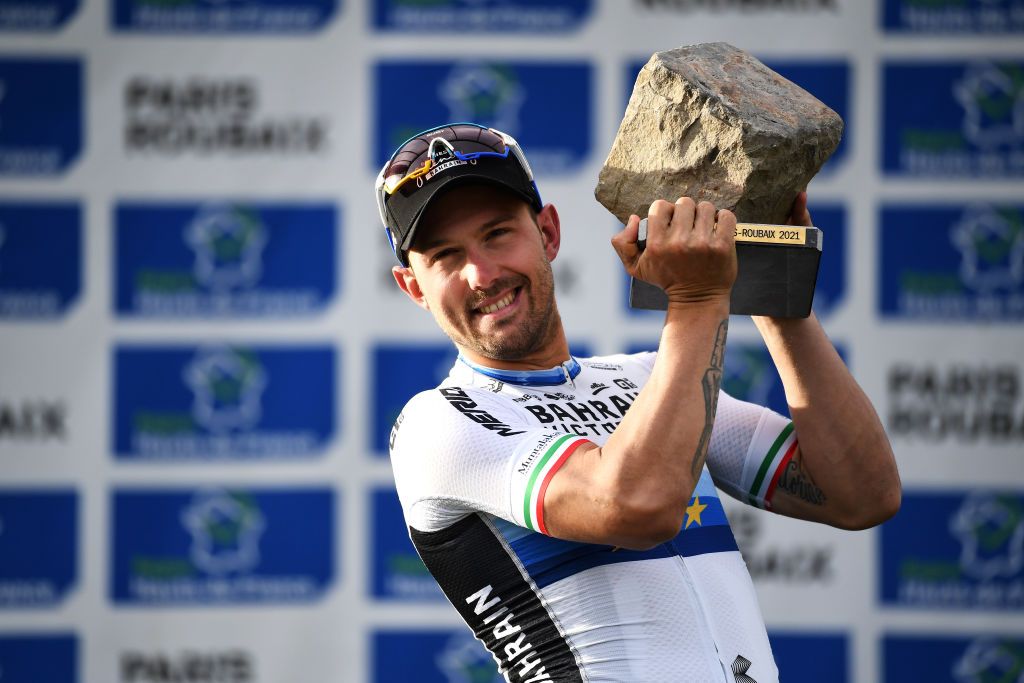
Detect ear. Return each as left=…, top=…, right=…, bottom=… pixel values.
left=392, top=265, right=430, bottom=311
left=536, top=203, right=561, bottom=261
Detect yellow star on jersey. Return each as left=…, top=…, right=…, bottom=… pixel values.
left=685, top=496, right=708, bottom=529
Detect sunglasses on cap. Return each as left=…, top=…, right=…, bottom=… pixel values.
left=374, top=122, right=543, bottom=266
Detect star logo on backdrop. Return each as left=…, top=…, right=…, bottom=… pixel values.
left=953, top=638, right=1024, bottom=683
left=181, top=489, right=266, bottom=576
left=184, top=346, right=267, bottom=434
left=950, top=493, right=1024, bottom=581
left=436, top=632, right=502, bottom=683
left=953, top=62, right=1024, bottom=150
left=951, top=205, right=1024, bottom=292
left=685, top=496, right=707, bottom=529
left=185, top=203, right=268, bottom=293
left=440, top=62, right=524, bottom=136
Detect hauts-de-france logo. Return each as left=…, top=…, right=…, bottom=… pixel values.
left=954, top=637, right=1024, bottom=683
left=184, top=346, right=267, bottom=434
left=0, top=0, right=80, bottom=30
left=0, top=635, right=77, bottom=683
left=436, top=632, right=503, bottom=683
left=372, top=0, right=592, bottom=32
left=181, top=489, right=266, bottom=575
left=0, top=202, right=82, bottom=319
left=880, top=203, right=1024, bottom=320
left=0, top=491, right=77, bottom=607
left=113, top=0, right=338, bottom=33
left=884, top=59, right=1024, bottom=176
left=375, top=60, right=591, bottom=175
left=440, top=62, right=524, bottom=137
left=116, top=201, right=337, bottom=317
left=884, top=634, right=1024, bottom=682
left=0, top=58, right=82, bottom=176
left=951, top=493, right=1024, bottom=582
left=952, top=205, right=1024, bottom=292
left=115, top=344, right=335, bottom=460
left=186, top=204, right=268, bottom=294
left=955, top=62, right=1024, bottom=151
left=881, top=491, right=1024, bottom=609
left=112, top=487, right=335, bottom=604
left=883, top=0, right=1024, bottom=34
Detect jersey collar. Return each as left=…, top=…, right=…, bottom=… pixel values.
left=457, top=355, right=581, bottom=387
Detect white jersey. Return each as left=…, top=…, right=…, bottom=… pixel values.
left=389, top=353, right=799, bottom=683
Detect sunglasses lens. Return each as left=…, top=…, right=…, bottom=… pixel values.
left=384, top=124, right=507, bottom=182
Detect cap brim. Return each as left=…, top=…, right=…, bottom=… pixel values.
left=386, top=160, right=541, bottom=264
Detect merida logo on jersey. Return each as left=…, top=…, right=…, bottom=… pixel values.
left=439, top=387, right=525, bottom=437
left=465, top=584, right=553, bottom=682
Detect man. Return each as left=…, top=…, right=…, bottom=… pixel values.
left=376, top=123, right=900, bottom=683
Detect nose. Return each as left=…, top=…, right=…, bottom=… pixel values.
left=462, top=246, right=501, bottom=291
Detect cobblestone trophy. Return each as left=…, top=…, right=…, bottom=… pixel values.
left=596, top=42, right=843, bottom=317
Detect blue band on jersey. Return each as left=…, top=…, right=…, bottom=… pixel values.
left=458, top=355, right=582, bottom=387
left=491, top=516, right=738, bottom=590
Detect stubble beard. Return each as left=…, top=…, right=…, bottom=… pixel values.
left=441, top=259, right=560, bottom=362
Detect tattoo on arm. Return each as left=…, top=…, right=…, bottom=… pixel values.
left=776, top=458, right=827, bottom=506
left=691, top=319, right=728, bottom=477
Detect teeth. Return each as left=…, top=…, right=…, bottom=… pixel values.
left=480, top=292, right=515, bottom=314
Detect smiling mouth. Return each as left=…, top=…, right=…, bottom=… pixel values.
left=477, top=288, right=520, bottom=315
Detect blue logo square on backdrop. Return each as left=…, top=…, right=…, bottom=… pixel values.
left=768, top=632, right=848, bottom=683
left=880, top=490, right=1024, bottom=610
left=0, top=58, right=82, bottom=176
left=0, top=490, right=77, bottom=608
left=0, top=634, right=77, bottom=683
left=0, top=0, right=79, bottom=30
left=373, top=629, right=502, bottom=683
left=0, top=202, right=81, bottom=319
left=883, top=60, right=1024, bottom=177
left=372, top=0, right=591, bottom=33
left=374, top=61, right=592, bottom=175
left=370, top=487, right=444, bottom=601
left=113, top=345, right=336, bottom=460
left=879, top=204, right=1024, bottom=321
left=882, top=0, right=1024, bottom=34
left=372, top=344, right=459, bottom=457
left=115, top=201, right=337, bottom=318
left=111, top=0, right=339, bottom=33
left=371, top=628, right=847, bottom=682
left=111, top=487, right=335, bottom=605
left=884, top=634, right=1024, bottom=682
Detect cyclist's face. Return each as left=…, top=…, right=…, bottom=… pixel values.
left=394, top=185, right=562, bottom=363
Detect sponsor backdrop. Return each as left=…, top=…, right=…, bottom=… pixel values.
left=0, top=1, right=1021, bottom=682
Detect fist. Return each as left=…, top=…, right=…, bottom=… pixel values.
left=611, top=198, right=737, bottom=305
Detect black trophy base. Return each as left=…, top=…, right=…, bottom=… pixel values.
left=629, top=226, right=823, bottom=318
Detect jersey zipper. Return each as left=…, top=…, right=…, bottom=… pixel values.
left=672, top=550, right=731, bottom=681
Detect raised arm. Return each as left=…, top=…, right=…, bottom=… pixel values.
left=542, top=198, right=736, bottom=550
left=755, top=193, right=901, bottom=529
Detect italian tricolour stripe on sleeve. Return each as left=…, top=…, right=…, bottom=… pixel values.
left=511, top=433, right=590, bottom=535
left=740, top=414, right=798, bottom=509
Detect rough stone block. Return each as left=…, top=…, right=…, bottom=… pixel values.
left=595, top=42, right=843, bottom=224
